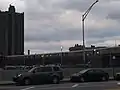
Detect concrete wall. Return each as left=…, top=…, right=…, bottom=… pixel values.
left=0, top=68, right=120, bottom=81
left=0, top=69, right=27, bottom=81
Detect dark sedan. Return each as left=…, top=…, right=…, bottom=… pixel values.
left=70, top=69, right=109, bottom=82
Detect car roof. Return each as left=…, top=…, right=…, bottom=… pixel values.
left=34, top=65, right=60, bottom=68
left=82, top=68, right=91, bottom=71
left=83, top=68, right=104, bottom=71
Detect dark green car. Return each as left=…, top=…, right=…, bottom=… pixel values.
left=13, top=65, right=64, bottom=85
left=70, top=69, right=109, bottom=82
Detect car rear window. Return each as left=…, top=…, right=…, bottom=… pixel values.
left=41, top=67, right=52, bottom=72
left=95, top=70, right=105, bottom=73
left=53, top=67, right=60, bottom=71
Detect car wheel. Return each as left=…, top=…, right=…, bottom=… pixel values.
left=52, top=76, right=59, bottom=84
left=24, top=78, right=31, bottom=85
left=80, top=77, right=85, bottom=82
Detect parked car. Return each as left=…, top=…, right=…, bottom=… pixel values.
left=115, top=73, right=120, bottom=80
left=24, top=66, right=33, bottom=70
left=4, top=66, right=16, bottom=70
left=70, top=69, right=109, bottom=82
left=13, top=65, right=64, bottom=85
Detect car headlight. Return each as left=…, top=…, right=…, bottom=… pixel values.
left=18, top=74, right=22, bottom=77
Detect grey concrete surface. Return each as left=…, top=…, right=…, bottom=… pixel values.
left=0, top=81, right=15, bottom=86
left=0, top=78, right=70, bottom=86
left=0, top=69, right=28, bottom=81
left=0, top=81, right=120, bottom=90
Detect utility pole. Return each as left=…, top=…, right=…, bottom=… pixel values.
left=82, top=0, right=98, bottom=66
left=60, top=46, right=63, bottom=66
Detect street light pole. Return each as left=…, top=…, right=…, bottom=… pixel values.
left=82, top=0, right=98, bottom=66
left=82, top=15, right=85, bottom=65
left=41, top=55, right=44, bottom=65
left=61, top=46, right=63, bottom=65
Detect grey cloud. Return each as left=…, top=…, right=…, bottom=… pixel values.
left=25, top=26, right=120, bottom=43
left=24, top=0, right=120, bottom=53
left=87, top=28, right=120, bottom=38
left=52, top=0, right=120, bottom=19
left=25, top=28, right=81, bottom=42
left=25, top=42, right=61, bottom=51
left=107, top=10, right=120, bottom=21
left=53, top=0, right=94, bottom=12
left=26, top=11, right=62, bottom=21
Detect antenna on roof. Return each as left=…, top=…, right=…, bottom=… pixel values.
left=9, top=1, right=14, bottom=6
left=115, top=40, right=117, bottom=47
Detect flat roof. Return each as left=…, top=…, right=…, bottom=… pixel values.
left=6, top=46, right=120, bottom=58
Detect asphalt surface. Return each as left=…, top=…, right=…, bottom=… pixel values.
left=0, top=81, right=120, bottom=90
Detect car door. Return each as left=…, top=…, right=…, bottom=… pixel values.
left=40, top=67, right=53, bottom=83
left=85, top=70, right=97, bottom=81
left=53, top=66, right=63, bottom=80
left=94, top=70, right=105, bottom=81
left=30, top=67, right=44, bottom=83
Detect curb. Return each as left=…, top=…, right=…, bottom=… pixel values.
left=109, top=77, right=114, bottom=81
left=0, top=78, right=115, bottom=86
left=0, top=82, right=15, bottom=86
left=0, top=79, right=70, bottom=86
left=61, top=78, right=70, bottom=83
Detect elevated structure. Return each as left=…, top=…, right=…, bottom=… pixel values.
left=1, top=46, right=120, bottom=68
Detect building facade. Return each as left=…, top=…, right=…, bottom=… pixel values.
left=69, top=44, right=106, bottom=51
left=0, top=5, right=24, bottom=55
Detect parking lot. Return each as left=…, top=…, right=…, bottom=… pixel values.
left=1, top=66, right=120, bottom=90
left=0, top=81, right=120, bottom=90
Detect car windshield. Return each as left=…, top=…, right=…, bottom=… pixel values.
left=28, top=67, right=36, bottom=72
left=78, top=69, right=89, bottom=74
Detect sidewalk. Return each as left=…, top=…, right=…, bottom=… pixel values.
left=0, top=81, right=15, bottom=86
left=0, top=78, right=70, bottom=86
left=0, top=77, right=114, bottom=86
left=62, top=78, right=70, bottom=82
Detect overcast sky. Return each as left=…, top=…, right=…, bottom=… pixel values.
left=0, top=0, right=120, bottom=54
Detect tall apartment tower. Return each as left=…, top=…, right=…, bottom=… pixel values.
left=0, top=5, right=24, bottom=55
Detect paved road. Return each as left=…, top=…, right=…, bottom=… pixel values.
left=0, top=81, right=120, bottom=90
